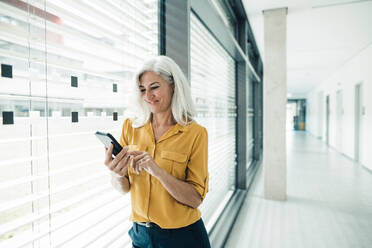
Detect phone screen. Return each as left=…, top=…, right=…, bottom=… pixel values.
left=95, top=131, right=122, bottom=156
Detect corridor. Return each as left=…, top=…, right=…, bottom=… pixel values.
left=226, top=131, right=372, bottom=248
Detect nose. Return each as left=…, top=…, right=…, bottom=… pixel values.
left=145, top=90, right=154, bottom=101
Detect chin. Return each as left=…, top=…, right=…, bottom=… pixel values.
left=150, top=108, right=160, bottom=113
left=151, top=107, right=168, bottom=114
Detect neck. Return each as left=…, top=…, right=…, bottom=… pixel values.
left=152, top=110, right=176, bottom=128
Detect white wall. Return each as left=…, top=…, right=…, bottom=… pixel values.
left=306, top=43, right=372, bottom=171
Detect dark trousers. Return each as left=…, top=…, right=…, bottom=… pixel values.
left=128, top=218, right=211, bottom=248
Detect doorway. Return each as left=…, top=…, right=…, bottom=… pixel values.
left=286, top=102, right=297, bottom=131
left=286, top=99, right=306, bottom=131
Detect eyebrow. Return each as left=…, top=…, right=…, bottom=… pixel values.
left=139, top=82, right=160, bottom=88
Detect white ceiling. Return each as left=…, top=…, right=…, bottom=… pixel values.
left=242, top=0, right=372, bottom=97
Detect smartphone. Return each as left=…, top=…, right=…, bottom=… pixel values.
left=95, top=131, right=122, bottom=156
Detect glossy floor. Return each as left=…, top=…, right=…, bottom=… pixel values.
left=225, top=131, right=372, bottom=248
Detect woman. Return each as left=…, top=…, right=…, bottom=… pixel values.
left=104, top=56, right=211, bottom=248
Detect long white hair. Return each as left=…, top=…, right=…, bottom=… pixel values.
left=126, top=56, right=196, bottom=128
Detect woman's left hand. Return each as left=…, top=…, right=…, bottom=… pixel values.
left=131, top=151, right=160, bottom=176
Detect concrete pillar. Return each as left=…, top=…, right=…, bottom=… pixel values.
left=263, top=7, right=287, bottom=201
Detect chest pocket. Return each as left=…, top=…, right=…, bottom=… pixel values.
left=161, top=151, right=188, bottom=180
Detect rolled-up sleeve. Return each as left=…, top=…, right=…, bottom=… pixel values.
left=185, top=127, right=209, bottom=200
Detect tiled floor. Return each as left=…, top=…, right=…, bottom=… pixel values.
left=225, top=131, right=372, bottom=248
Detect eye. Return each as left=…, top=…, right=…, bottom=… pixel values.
left=151, top=86, right=159, bottom=90
left=140, top=88, right=145, bottom=92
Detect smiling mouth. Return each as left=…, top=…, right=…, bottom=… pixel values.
left=147, top=100, right=159, bottom=105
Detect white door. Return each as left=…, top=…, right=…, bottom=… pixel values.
left=336, top=90, right=343, bottom=152
left=318, top=91, right=324, bottom=139
left=354, top=83, right=364, bottom=162
left=326, top=95, right=330, bottom=145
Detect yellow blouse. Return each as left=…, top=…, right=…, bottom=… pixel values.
left=119, top=118, right=209, bottom=229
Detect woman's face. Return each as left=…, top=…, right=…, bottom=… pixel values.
left=139, top=71, right=174, bottom=114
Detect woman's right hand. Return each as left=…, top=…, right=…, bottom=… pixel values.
left=104, top=144, right=131, bottom=178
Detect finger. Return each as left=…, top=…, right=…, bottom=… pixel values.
left=115, top=160, right=127, bottom=175
left=108, top=148, right=127, bottom=171
left=117, top=146, right=129, bottom=159
left=116, top=153, right=130, bottom=172
left=136, top=162, right=141, bottom=173
left=134, top=158, right=141, bottom=174
left=122, top=156, right=130, bottom=175
left=128, top=150, right=143, bottom=156
left=111, top=146, right=129, bottom=165
left=142, top=157, right=150, bottom=165
left=126, top=155, right=132, bottom=169
left=128, top=151, right=143, bottom=169
left=137, top=156, right=150, bottom=174
left=136, top=156, right=147, bottom=174
left=123, top=153, right=130, bottom=166
left=113, top=154, right=126, bottom=173
left=133, top=153, right=147, bottom=163
left=119, top=166, right=128, bottom=177
left=135, top=158, right=140, bottom=174
left=112, top=147, right=129, bottom=171
left=113, top=164, right=121, bottom=174
left=139, top=157, right=151, bottom=173
left=108, top=161, right=117, bottom=171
